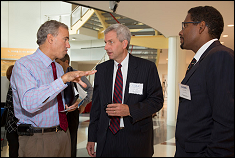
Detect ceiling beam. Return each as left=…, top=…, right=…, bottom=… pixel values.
left=131, top=49, right=157, bottom=52
left=131, top=31, right=155, bottom=36
left=69, top=8, right=95, bottom=34
left=130, top=35, right=168, bottom=49
left=94, top=10, right=109, bottom=30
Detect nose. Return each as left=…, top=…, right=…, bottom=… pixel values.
left=104, top=43, right=109, bottom=51
left=67, top=41, right=70, bottom=48
left=179, top=30, right=183, bottom=36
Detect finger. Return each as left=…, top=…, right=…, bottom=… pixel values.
left=106, top=107, right=115, bottom=112
left=107, top=104, right=117, bottom=108
left=65, top=104, right=69, bottom=109
left=87, top=70, right=97, bottom=75
left=87, top=147, right=95, bottom=157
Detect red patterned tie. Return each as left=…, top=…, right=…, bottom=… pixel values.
left=109, top=64, right=122, bottom=134
left=51, top=62, right=68, bottom=131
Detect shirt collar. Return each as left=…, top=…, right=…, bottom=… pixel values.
left=114, top=53, right=129, bottom=68
left=194, top=38, right=218, bottom=62
left=35, top=48, right=54, bottom=67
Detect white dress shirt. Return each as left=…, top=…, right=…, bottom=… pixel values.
left=112, top=53, right=129, bottom=127
left=194, top=38, right=218, bottom=63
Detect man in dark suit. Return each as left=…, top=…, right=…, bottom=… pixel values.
left=56, top=54, right=93, bottom=157
left=175, top=6, right=234, bottom=157
left=86, top=23, right=164, bottom=157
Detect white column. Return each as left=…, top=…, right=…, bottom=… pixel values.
left=167, top=36, right=186, bottom=126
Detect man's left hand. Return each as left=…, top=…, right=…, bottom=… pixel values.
left=78, top=105, right=86, bottom=114
left=106, top=103, right=130, bottom=116
left=65, top=101, right=79, bottom=112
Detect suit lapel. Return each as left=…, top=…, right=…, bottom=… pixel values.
left=182, top=41, right=221, bottom=84
left=124, top=54, right=138, bottom=104
left=104, top=60, right=114, bottom=104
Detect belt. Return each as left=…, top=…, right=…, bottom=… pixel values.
left=33, top=126, right=63, bottom=133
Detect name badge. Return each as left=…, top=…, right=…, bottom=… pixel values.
left=129, top=83, right=143, bottom=95
left=179, top=83, right=191, bottom=100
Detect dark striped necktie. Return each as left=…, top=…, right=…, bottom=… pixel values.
left=186, top=58, right=197, bottom=74
left=109, top=63, right=122, bottom=134
left=51, top=62, right=68, bottom=131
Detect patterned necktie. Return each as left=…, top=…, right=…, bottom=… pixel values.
left=109, top=64, right=122, bottom=134
left=51, top=62, right=68, bottom=131
left=186, top=58, right=197, bottom=74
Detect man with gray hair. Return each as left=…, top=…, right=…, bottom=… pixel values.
left=11, top=20, right=96, bottom=157
left=86, top=23, right=164, bottom=157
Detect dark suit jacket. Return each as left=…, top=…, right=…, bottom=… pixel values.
left=64, top=66, right=80, bottom=128
left=88, top=54, right=164, bottom=157
left=175, top=41, right=234, bottom=157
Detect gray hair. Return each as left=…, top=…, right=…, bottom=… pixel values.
left=36, top=20, right=68, bottom=46
left=104, top=23, right=131, bottom=50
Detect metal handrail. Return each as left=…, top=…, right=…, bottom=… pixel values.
left=92, top=52, right=107, bottom=70
left=86, top=52, right=107, bottom=83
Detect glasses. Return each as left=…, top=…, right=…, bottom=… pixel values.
left=182, top=21, right=201, bottom=30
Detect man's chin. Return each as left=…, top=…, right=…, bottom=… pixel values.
left=107, top=54, right=113, bottom=60
left=180, top=43, right=184, bottom=49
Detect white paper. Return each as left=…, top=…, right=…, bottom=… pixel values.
left=179, top=83, right=191, bottom=100
left=129, top=83, right=143, bottom=95
left=59, top=106, right=77, bottom=112
left=75, top=83, right=87, bottom=104
left=59, top=83, right=87, bottom=112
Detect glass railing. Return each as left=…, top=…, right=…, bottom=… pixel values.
left=71, top=6, right=89, bottom=27
left=44, top=5, right=89, bottom=29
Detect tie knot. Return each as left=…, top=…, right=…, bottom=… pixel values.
left=118, top=64, right=122, bottom=69
left=51, top=62, right=56, bottom=68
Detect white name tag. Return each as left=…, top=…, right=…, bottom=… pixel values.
left=179, top=83, right=191, bottom=100
left=129, top=83, right=143, bottom=95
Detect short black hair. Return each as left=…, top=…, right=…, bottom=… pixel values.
left=6, top=65, right=14, bottom=81
left=188, top=6, right=224, bottom=40
left=60, top=53, right=70, bottom=63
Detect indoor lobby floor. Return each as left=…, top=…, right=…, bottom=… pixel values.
left=1, top=97, right=176, bottom=157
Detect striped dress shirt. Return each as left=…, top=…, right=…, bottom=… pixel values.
left=10, top=48, right=68, bottom=127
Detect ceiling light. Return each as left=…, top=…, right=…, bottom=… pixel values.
left=227, top=24, right=234, bottom=27
left=221, top=42, right=224, bottom=44
left=222, top=35, right=228, bottom=37
left=72, top=37, right=76, bottom=41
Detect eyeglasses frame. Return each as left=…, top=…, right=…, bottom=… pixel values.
left=182, top=21, right=201, bottom=30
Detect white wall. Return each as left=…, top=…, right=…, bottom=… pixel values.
left=1, top=1, right=71, bottom=49
left=69, top=39, right=106, bottom=64
left=1, top=1, right=9, bottom=47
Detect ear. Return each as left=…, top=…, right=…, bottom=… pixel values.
left=65, top=59, right=70, bottom=66
left=199, top=21, right=206, bottom=34
left=65, top=60, right=69, bottom=65
left=122, top=40, right=128, bottom=49
left=47, top=34, right=54, bottom=44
